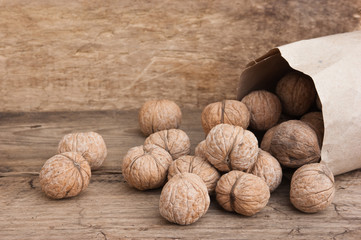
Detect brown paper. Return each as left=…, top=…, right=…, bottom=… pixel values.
left=237, top=31, right=361, bottom=176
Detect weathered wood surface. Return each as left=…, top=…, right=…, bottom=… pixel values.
left=1, top=110, right=361, bottom=240
left=0, top=0, right=360, bottom=112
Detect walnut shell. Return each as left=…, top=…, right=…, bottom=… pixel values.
left=122, top=144, right=172, bottom=190
left=201, top=100, right=250, bottom=135
left=216, top=171, right=270, bottom=216
left=138, top=100, right=182, bottom=136
left=159, top=173, right=210, bottom=225
left=301, top=112, right=324, bottom=147
left=290, top=163, right=335, bottom=213
left=270, top=120, right=320, bottom=168
left=241, top=90, right=282, bottom=131
left=39, top=152, right=91, bottom=199
left=276, top=71, right=316, bottom=116
left=195, top=140, right=206, bottom=159
left=168, top=155, right=220, bottom=194
left=260, top=125, right=278, bottom=152
left=57, top=132, right=107, bottom=170
left=251, top=149, right=282, bottom=192
left=144, top=129, right=190, bottom=160
left=205, top=124, right=258, bottom=172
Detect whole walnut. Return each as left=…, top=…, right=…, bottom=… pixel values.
left=260, top=125, right=278, bottom=152
left=57, top=132, right=107, bottom=170
left=290, top=163, right=335, bottom=213
left=122, top=144, right=172, bottom=190
left=39, top=152, right=91, bottom=199
left=241, top=90, right=282, bottom=131
left=270, top=120, right=320, bottom=168
left=216, top=171, right=270, bottom=216
left=144, top=129, right=190, bottom=160
left=276, top=71, right=316, bottom=116
left=168, top=155, right=220, bottom=194
left=195, top=140, right=207, bottom=159
left=251, top=149, right=282, bottom=192
left=205, top=124, right=258, bottom=172
left=139, top=100, right=182, bottom=136
left=159, top=173, right=210, bottom=225
left=201, top=100, right=250, bottom=135
left=301, top=112, right=324, bottom=147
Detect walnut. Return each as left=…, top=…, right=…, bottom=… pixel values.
left=290, top=163, right=335, bottom=213
left=276, top=71, right=316, bottom=116
left=251, top=149, right=282, bottom=192
left=195, top=140, right=206, bottom=159
left=39, top=152, right=91, bottom=199
left=159, top=173, right=210, bottom=225
left=57, top=132, right=107, bottom=170
left=241, top=90, right=282, bottom=131
left=201, top=100, right=250, bottom=135
left=122, top=144, right=172, bottom=190
left=301, top=111, right=324, bottom=147
left=168, top=155, right=220, bottom=194
left=270, top=120, right=320, bottom=168
left=144, top=129, right=190, bottom=160
left=216, top=171, right=270, bottom=216
left=260, top=125, right=278, bottom=152
left=138, top=100, right=182, bottom=136
left=205, top=124, right=258, bottom=172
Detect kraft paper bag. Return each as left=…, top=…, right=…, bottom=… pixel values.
left=237, top=31, right=361, bottom=176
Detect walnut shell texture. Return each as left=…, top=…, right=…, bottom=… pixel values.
left=195, top=140, right=206, bottom=159
left=168, top=155, right=220, bottom=194
left=205, top=124, right=258, bottom=172
left=57, top=132, right=107, bottom=170
left=301, top=112, right=324, bottom=147
left=201, top=100, right=250, bottom=135
left=251, top=149, right=282, bottom=192
left=160, top=173, right=210, bottom=225
left=270, top=120, right=320, bottom=168
left=290, top=163, right=335, bottom=213
left=122, top=144, right=172, bottom=190
left=138, top=99, right=182, bottom=136
left=260, top=125, right=278, bottom=152
left=216, top=171, right=270, bottom=216
left=241, top=90, right=282, bottom=131
left=39, top=152, right=91, bottom=199
left=276, top=71, right=316, bottom=116
left=144, top=129, right=190, bottom=160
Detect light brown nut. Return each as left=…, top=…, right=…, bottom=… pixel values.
left=159, top=173, right=210, bottom=225
left=195, top=140, right=206, bottom=159
left=290, top=163, right=335, bottom=213
left=241, top=90, right=282, bottom=131
left=57, top=132, right=107, bottom=170
left=201, top=100, right=250, bottom=135
left=144, top=129, right=190, bottom=160
left=216, top=171, right=270, bottom=216
left=260, top=125, right=278, bottom=152
left=276, top=71, right=316, bottom=116
left=138, top=100, right=182, bottom=136
left=301, top=112, right=324, bottom=147
left=251, top=149, right=282, bottom=192
left=122, top=144, right=172, bottom=190
left=205, top=124, right=258, bottom=172
left=39, top=152, right=91, bottom=199
left=168, top=155, right=220, bottom=194
left=270, top=120, right=320, bottom=168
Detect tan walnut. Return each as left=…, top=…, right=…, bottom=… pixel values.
left=168, top=155, right=220, bottom=194
left=270, top=120, right=320, bottom=168
left=260, top=125, right=278, bottom=152
left=39, top=152, right=91, bottom=199
left=216, top=171, right=270, bottom=216
left=122, top=144, right=172, bottom=190
left=204, top=124, right=258, bottom=172
left=159, top=173, right=210, bottom=225
left=241, top=90, right=282, bottom=131
left=290, top=163, right=335, bottom=213
left=57, top=132, right=107, bottom=170
left=144, top=129, right=190, bottom=160
left=138, top=99, right=182, bottom=136
left=301, top=111, right=324, bottom=147
left=195, top=140, right=207, bottom=159
left=201, top=100, right=250, bottom=135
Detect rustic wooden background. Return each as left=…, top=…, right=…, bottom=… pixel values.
left=0, top=0, right=360, bottom=112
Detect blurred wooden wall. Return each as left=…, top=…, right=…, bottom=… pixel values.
left=0, top=0, right=360, bottom=112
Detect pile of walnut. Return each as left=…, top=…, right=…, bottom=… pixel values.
left=39, top=132, right=107, bottom=199
left=123, top=70, right=335, bottom=226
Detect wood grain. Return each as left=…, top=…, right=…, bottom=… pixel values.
left=0, top=0, right=360, bottom=112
